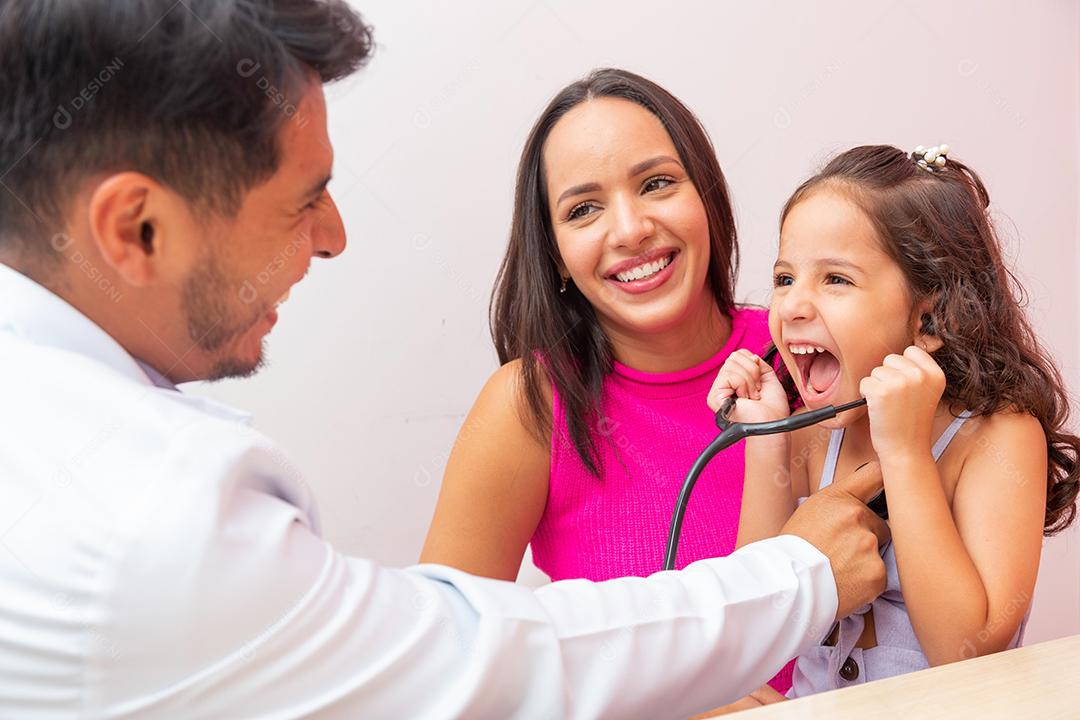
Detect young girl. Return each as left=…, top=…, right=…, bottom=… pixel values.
left=420, top=67, right=795, bottom=695
left=708, top=144, right=1079, bottom=697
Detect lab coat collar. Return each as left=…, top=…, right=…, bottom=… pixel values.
left=0, top=262, right=253, bottom=424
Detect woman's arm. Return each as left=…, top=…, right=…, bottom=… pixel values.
left=419, top=359, right=551, bottom=581
left=885, top=411, right=1046, bottom=665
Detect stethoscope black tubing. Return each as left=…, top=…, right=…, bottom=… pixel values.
left=662, top=346, right=869, bottom=571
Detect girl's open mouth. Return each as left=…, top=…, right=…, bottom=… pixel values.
left=789, top=343, right=842, bottom=406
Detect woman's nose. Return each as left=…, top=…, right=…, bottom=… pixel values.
left=608, top=194, right=654, bottom=249
left=311, top=193, right=346, bottom=259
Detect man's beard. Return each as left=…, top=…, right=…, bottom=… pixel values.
left=181, top=252, right=269, bottom=381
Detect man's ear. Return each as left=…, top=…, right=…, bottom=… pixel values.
left=86, top=172, right=166, bottom=287
left=912, top=296, right=943, bottom=352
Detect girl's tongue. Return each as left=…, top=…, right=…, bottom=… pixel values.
left=808, top=350, right=841, bottom=393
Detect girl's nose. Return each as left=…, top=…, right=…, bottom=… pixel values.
left=774, top=282, right=817, bottom=324
left=608, top=194, right=654, bottom=250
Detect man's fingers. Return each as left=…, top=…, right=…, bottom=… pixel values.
left=829, top=460, right=883, bottom=503
left=862, top=508, right=891, bottom=549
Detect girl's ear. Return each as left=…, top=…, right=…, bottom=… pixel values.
left=912, top=297, right=943, bottom=352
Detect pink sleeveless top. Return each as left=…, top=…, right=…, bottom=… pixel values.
left=530, top=306, right=795, bottom=692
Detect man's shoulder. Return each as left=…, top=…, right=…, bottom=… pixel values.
left=0, top=332, right=298, bottom=502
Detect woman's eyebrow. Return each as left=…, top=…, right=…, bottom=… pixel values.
left=555, top=155, right=683, bottom=207
left=556, top=182, right=601, bottom=206
left=627, top=154, right=681, bottom=177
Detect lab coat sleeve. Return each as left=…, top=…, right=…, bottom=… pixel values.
left=416, top=535, right=837, bottom=718
left=97, top=443, right=836, bottom=720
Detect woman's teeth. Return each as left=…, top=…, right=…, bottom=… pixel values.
left=788, top=343, right=826, bottom=355
left=614, top=254, right=671, bottom=283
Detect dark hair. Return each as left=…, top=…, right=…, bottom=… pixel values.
left=781, top=145, right=1078, bottom=535
left=0, top=0, right=373, bottom=261
left=491, top=68, right=738, bottom=476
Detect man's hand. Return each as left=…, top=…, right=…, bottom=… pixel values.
left=780, top=461, right=890, bottom=619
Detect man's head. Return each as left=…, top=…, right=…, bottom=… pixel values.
left=0, top=0, right=372, bottom=381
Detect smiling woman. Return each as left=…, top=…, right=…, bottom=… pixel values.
left=420, top=68, right=798, bottom=696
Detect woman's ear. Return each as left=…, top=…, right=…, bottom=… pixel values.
left=912, top=297, right=943, bottom=352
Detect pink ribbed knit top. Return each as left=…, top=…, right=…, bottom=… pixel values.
left=531, top=306, right=772, bottom=581
left=530, top=306, right=795, bottom=692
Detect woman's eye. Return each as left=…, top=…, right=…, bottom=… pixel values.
left=825, top=274, right=853, bottom=286
left=643, top=176, right=675, bottom=193
left=773, top=274, right=793, bottom=287
left=567, top=202, right=598, bottom=221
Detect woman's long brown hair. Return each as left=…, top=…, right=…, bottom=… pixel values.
left=781, top=145, right=1078, bottom=534
left=491, top=68, right=738, bottom=476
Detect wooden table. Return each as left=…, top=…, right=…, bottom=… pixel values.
left=739, top=634, right=1080, bottom=718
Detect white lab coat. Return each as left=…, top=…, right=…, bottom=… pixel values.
left=0, top=263, right=837, bottom=719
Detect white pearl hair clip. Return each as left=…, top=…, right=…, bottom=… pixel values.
left=910, top=144, right=950, bottom=172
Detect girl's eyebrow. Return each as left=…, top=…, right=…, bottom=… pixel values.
left=773, top=258, right=865, bottom=273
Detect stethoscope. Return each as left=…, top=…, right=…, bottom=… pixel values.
left=663, top=346, right=885, bottom=571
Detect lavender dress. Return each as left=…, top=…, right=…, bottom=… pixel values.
left=789, top=410, right=1028, bottom=697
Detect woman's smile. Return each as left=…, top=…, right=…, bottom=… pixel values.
left=603, top=248, right=680, bottom=295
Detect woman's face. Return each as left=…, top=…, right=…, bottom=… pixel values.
left=543, top=97, right=712, bottom=337
left=770, top=188, right=923, bottom=427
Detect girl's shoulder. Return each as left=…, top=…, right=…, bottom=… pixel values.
left=945, top=408, right=1046, bottom=469
left=935, top=407, right=1047, bottom=504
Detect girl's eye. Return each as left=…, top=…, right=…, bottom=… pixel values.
left=773, top=273, right=794, bottom=288
left=567, top=202, right=599, bottom=221
left=825, top=274, right=853, bottom=286
left=643, top=175, right=676, bottom=193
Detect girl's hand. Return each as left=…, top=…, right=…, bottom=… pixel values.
left=858, top=345, right=946, bottom=462
left=707, top=349, right=790, bottom=424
